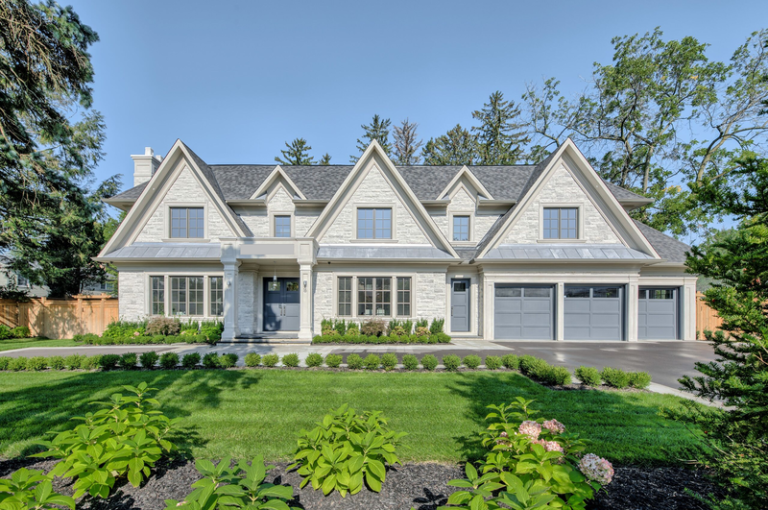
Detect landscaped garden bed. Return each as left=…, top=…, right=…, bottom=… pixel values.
left=73, top=318, right=223, bottom=345
left=313, top=318, right=452, bottom=344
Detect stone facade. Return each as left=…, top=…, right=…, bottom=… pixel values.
left=502, top=164, right=620, bottom=244
left=415, top=271, right=447, bottom=319
left=136, top=166, right=235, bottom=242
left=118, top=271, right=145, bottom=320
left=321, top=165, right=430, bottom=244
left=237, top=271, right=255, bottom=334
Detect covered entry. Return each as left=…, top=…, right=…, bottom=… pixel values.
left=494, top=285, right=554, bottom=340
left=564, top=285, right=623, bottom=340
left=638, top=287, right=679, bottom=339
left=263, top=277, right=300, bottom=331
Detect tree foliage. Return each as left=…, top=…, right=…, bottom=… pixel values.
left=351, top=114, right=391, bottom=162
left=472, top=90, right=529, bottom=165
left=275, top=138, right=315, bottom=165
left=422, top=124, right=478, bottom=165
left=392, top=118, right=423, bottom=165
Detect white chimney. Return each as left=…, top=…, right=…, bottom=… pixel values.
left=131, top=147, right=163, bottom=186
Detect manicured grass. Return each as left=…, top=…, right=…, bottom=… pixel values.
left=0, top=370, right=700, bottom=465
left=0, top=338, right=79, bottom=352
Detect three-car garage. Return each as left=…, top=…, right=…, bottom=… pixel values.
left=492, top=283, right=680, bottom=340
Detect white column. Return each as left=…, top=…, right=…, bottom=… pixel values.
left=221, top=261, right=241, bottom=341
left=299, top=264, right=313, bottom=340
left=626, top=277, right=639, bottom=342
left=683, top=279, right=697, bottom=340
left=556, top=282, right=565, bottom=341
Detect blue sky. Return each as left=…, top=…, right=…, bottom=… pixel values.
left=69, top=0, right=766, bottom=195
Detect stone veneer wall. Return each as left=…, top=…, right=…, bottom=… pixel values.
left=237, top=271, right=255, bottom=334
left=118, top=271, right=145, bottom=320
left=503, top=165, right=620, bottom=244
left=136, top=166, right=234, bottom=242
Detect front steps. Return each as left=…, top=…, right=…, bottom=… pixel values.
left=219, top=332, right=311, bottom=345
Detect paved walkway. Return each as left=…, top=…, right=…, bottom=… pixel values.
left=3, top=339, right=718, bottom=391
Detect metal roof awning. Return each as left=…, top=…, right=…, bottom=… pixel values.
left=97, top=243, right=222, bottom=261
left=317, top=245, right=455, bottom=261
left=482, top=244, right=654, bottom=262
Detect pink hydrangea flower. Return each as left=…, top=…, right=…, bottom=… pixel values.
left=578, top=454, right=614, bottom=485
left=542, top=419, right=565, bottom=434
left=531, top=439, right=564, bottom=453
left=518, top=420, right=542, bottom=439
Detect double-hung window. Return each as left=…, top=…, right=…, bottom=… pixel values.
left=209, top=276, right=223, bottom=316
left=170, top=276, right=204, bottom=316
left=274, top=216, right=291, bottom=237
left=453, top=216, right=470, bottom=241
left=397, top=277, right=411, bottom=316
left=357, top=208, right=391, bottom=239
left=338, top=277, right=352, bottom=316
left=543, top=207, right=577, bottom=239
left=170, top=207, right=204, bottom=238
left=151, top=276, right=165, bottom=315
left=357, top=277, right=391, bottom=316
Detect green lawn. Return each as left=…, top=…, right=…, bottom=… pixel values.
left=0, top=370, right=700, bottom=465
left=0, top=338, right=79, bottom=352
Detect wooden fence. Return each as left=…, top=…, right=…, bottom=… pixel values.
left=0, top=295, right=118, bottom=339
left=696, top=291, right=723, bottom=339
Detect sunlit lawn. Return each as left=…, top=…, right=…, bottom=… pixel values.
left=0, top=338, right=79, bottom=352
left=0, top=369, right=700, bottom=465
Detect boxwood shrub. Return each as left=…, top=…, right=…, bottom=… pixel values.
left=202, top=352, right=220, bottom=369
left=99, top=354, right=120, bottom=371
left=282, top=353, right=300, bottom=368
left=575, top=366, right=601, bottom=386
left=485, top=355, right=502, bottom=370
left=81, top=355, right=101, bottom=370
left=182, top=352, right=201, bottom=368
left=601, top=367, right=630, bottom=389
left=402, top=354, right=419, bottom=370
left=381, top=353, right=398, bottom=371
left=312, top=332, right=451, bottom=344
left=244, top=352, right=262, bottom=367
left=421, top=354, right=438, bottom=371
left=544, top=366, right=572, bottom=386
left=305, top=353, right=323, bottom=367
left=140, top=351, right=159, bottom=369
left=159, top=352, right=180, bottom=369
left=324, top=354, right=343, bottom=368
left=0, top=357, right=11, bottom=370
left=64, top=354, right=83, bottom=370
left=262, top=354, right=279, bottom=367
left=118, top=353, right=138, bottom=370
left=628, top=371, right=652, bottom=389
left=442, top=355, right=461, bottom=371
left=219, top=353, right=238, bottom=368
left=462, top=355, right=481, bottom=369
left=8, top=357, right=27, bottom=371
left=363, top=354, right=381, bottom=370
left=46, top=355, right=65, bottom=370
left=501, top=354, right=519, bottom=370
left=346, top=353, right=363, bottom=369
left=27, top=356, right=48, bottom=371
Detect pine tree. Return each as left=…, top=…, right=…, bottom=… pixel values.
left=350, top=114, right=391, bottom=162
left=472, top=91, right=530, bottom=164
left=422, top=124, right=478, bottom=165
left=320, top=153, right=332, bottom=165
left=392, top=118, right=423, bottom=165
left=275, top=138, right=315, bottom=165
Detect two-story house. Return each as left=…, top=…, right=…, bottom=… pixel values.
left=97, top=139, right=696, bottom=342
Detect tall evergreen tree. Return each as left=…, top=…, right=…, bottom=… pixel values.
left=422, top=124, right=478, bottom=165
left=392, top=118, right=423, bottom=165
left=319, top=153, right=332, bottom=165
left=275, top=138, right=315, bottom=165
left=472, top=91, right=530, bottom=164
left=350, top=114, right=391, bottom=162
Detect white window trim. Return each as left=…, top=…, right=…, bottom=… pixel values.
left=332, top=272, right=417, bottom=319
left=162, top=202, right=210, bottom=242
left=269, top=211, right=294, bottom=238
left=353, top=203, right=397, bottom=242
left=538, top=203, right=586, bottom=243
left=146, top=272, right=224, bottom=319
left=449, top=211, right=474, bottom=245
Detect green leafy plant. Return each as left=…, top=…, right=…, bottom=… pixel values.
left=575, top=366, right=601, bottom=387
left=402, top=354, right=419, bottom=370
left=381, top=353, right=398, bottom=371
left=518, top=355, right=548, bottom=377
left=63, top=354, right=84, bottom=370
left=415, top=318, right=428, bottom=329
left=182, top=352, right=201, bottom=369
left=600, top=367, right=630, bottom=389
left=164, top=456, right=298, bottom=510
left=202, top=352, right=220, bottom=369
left=199, top=320, right=223, bottom=344
left=244, top=353, right=262, bottom=367
left=0, top=356, right=11, bottom=370
left=262, top=354, right=279, bottom=368
left=363, top=354, right=381, bottom=370
left=282, top=353, right=299, bottom=368
left=27, top=356, right=48, bottom=371
left=360, top=319, right=386, bottom=337
left=346, top=354, right=363, bottom=370
left=159, top=352, right=179, bottom=369
left=119, top=352, right=138, bottom=370
left=10, top=326, right=31, bottom=339
left=485, top=356, right=502, bottom=370
left=442, top=355, right=461, bottom=371
left=219, top=353, right=238, bottom=369
left=0, top=467, right=75, bottom=510
left=543, top=366, right=572, bottom=386
left=33, top=382, right=179, bottom=498
left=501, top=354, right=519, bottom=370
left=98, top=354, right=120, bottom=371
left=463, top=355, right=481, bottom=370
left=305, top=353, right=323, bottom=368
left=139, top=351, right=159, bottom=369
left=80, top=355, right=101, bottom=370
left=9, top=357, right=27, bottom=371
left=421, top=354, right=438, bottom=371
left=47, top=356, right=65, bottom=370
left=145, top=317, right=180, bottom=336
left=325, top=354, right=343, bottom=368
left=289, top=404, right=406, bottom=497
left=429, top=318, right=445, bottom=334
left=628, top=371, right=651, bottom=389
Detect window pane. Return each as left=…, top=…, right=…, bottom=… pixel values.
left=338, top=277, right=352, bottom=316
left=593, top=286, right=620, bottom=298
left=543, top=207, right=578, bottom=239
left=274, top=216, right=291, bottom=237
left=565, top=286, right=590, bottom=298
left=357, top=209, right=374, bottom=239
left=267, top=281, right=280, bottom=292
left=453, top=282, right=467, bottom=292
left=375, top=209, right=392, bottom=239
left=524, top=288, right=551, bottom=298
left=188, top=208, right=204, bottom=238
left=188, top=277, right=204, bottom=315
left=286, top=281, right=299, bottom=291
left=210, top=276, right=223, bottom=316
left=495, top=286, right=521, bottom=298
left=453, top=216, right=469, bottom=241
left=151, top=276, right=165, bottom=315
left=358, top=277, right=373, bottom=315
left=170, top=207, right=204, bottom=238
left=638, top=289, right=647, bottom=299
left=171, top=277, right=187, bottom=315
left=650, top=289, right=674, bottom=299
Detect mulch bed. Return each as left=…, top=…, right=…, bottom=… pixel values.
left=0, top=457, right=722, bottom=510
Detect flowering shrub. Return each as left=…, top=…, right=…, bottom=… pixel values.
left=440, top=397, right=612, bottom=510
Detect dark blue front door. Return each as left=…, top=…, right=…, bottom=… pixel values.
left=264, top=278, right=300, bottom=331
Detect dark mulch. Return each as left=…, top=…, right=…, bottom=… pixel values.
left=0, top=457, right=721, bottom=510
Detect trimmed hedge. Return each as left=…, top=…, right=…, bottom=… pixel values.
left=74, top=319, right=223, bottom=346
left=312, top=332, right=451, bottom=344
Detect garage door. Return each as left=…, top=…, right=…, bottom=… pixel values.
left=564, top=285, right=623, bottom=340
left=638, top=287, right=679, bottom=339
left=494, top=285, right=554, bottom=340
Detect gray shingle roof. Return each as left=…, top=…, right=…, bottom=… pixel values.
left=633, top=220, right=691, bottom=263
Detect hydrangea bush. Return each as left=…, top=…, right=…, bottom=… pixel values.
left=439, top=397, right=612, bottom=510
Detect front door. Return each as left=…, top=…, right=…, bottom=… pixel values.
left=263, top=278, right=300, bottom=331
left=451, top=279, right=470, bottom=333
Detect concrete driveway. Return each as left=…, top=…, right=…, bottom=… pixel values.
left=3, top=340, right=718, bottom=391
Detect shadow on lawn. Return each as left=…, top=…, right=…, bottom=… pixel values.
left=445, top=371, right=691, bottom=464
left=0, top=369, right=263, bottom=458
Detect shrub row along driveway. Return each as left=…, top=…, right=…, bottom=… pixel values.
left=2, top=340, right=718, bottom=389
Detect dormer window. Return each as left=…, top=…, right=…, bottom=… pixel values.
left=170, top=207, right=204, bottom=238
left=274, top=215, right=291, bottom=237
left=453, top=216, right=470, bottom=241
left=543, top=207, right=577, bottom=239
